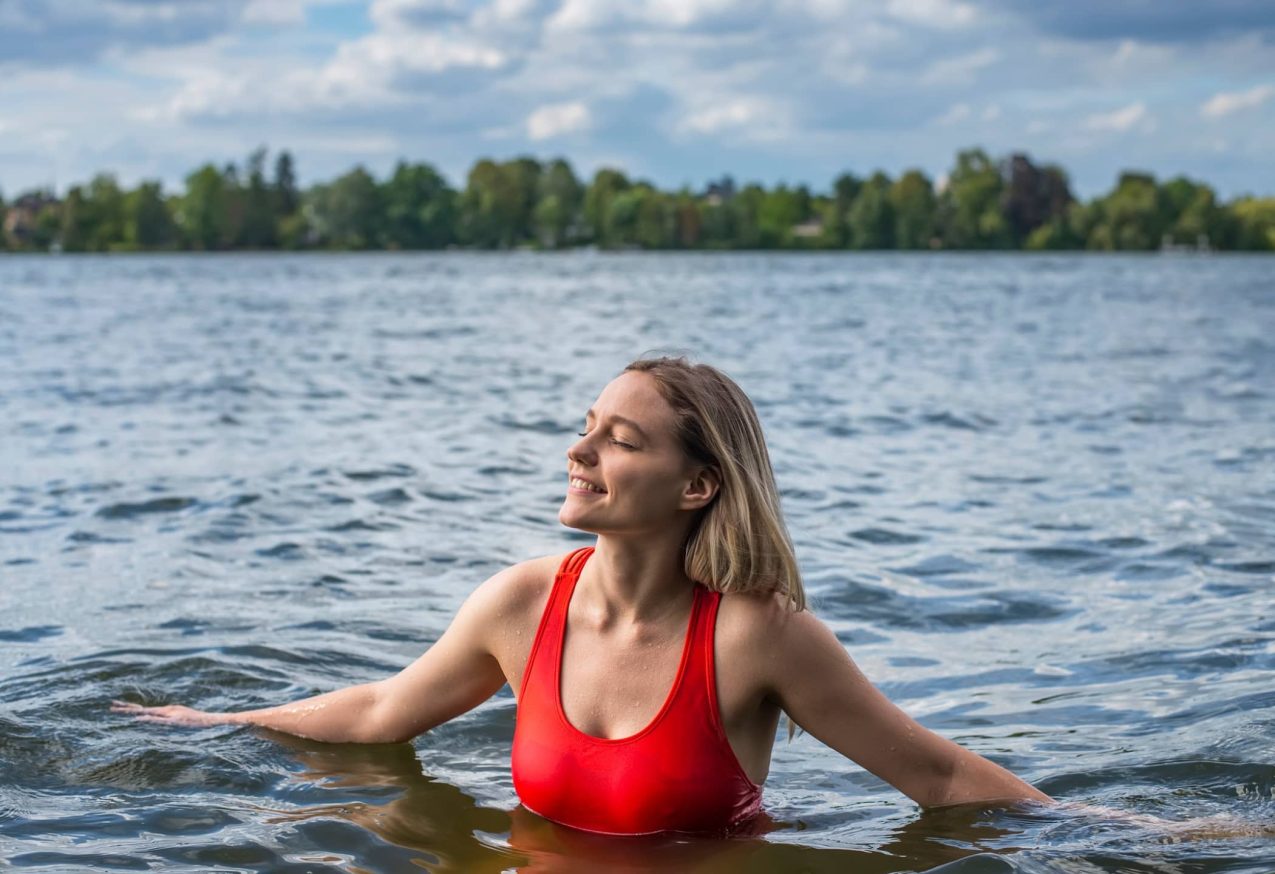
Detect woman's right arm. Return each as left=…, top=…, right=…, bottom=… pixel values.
left=113, top=560, right=548, bottom=744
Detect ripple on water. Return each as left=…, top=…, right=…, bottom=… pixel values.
left=4, top=254, right=1275, bottom=871
left=96, top=497, right=199, bottom=519
left=0, top=625, right=63, bottom=643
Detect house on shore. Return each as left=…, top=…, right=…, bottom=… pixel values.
left=3, top=192, right=60, bottom=249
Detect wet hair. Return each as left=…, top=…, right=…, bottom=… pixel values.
left=624, top=356, right=806, bottom=612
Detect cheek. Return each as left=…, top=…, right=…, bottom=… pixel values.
left=613, top=464, right=686, bottom=506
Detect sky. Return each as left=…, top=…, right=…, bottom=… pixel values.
left=1, top=0, right=1272, bottom=200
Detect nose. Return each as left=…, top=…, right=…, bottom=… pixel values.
left=567, top=433, right=596, bottom=466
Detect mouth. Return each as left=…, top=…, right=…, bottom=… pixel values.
left=568, top=476, right=607, bottom=495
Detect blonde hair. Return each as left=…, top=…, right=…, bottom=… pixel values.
left=624, top=356, right=806, bottom=612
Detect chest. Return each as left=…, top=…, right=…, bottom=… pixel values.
left=557, top=618, right=691, bottom=740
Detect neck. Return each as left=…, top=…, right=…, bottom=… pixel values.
left=581, top=529, right=697, bottom=626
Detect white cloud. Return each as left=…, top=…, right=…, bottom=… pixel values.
left=933, top=102, right=970, bottom=125
left=546, top=0, right=759, bottom=33
left=1, top=0, right=1273, bottom=201
left=1200, top=84, right=1274, bottom=118
left=885, top=0, right=976, bottom=29
left=371, top=0, right=469, bottom=27
left=919, top=47, right=998, bottom=85
left=527, top=101, right=591, bottom=140
left=241, top=0, right=308, bottom=25
left=1084, top=102, right=1151, bottom=132
left=678, top=97, right=782, bottom=136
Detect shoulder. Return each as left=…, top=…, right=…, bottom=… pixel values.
left=715, top=591, right=843, bottom=689
left=716, top=588, right=824, bottom=640
left=464, top=552, right=565, bottom=621
left=455, top=552, right=571, bottom=667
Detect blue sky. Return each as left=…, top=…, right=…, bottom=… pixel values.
left=1, top=0, right=1272, bottom=200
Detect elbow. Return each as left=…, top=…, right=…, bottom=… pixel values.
left=361, top=681, right=420, bottom=745
left=918, top=751, right=962, bottom=809
left=918, top=747, right=1052, bottom=810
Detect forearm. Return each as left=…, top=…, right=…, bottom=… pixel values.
left=921, top=742, right=1052, bottom=809
left=221, top=682, right=388, bottom=743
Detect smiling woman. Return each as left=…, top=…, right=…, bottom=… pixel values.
left=113, top=355, right=1050, bottom=836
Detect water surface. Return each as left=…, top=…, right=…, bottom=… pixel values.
left=2, top=252, right=1274, bottom=872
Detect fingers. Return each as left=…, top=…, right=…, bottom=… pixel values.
left=110, top=701, right=186, bottom=720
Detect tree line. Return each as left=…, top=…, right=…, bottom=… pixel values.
left=3, top=147, right=1273, bottom=253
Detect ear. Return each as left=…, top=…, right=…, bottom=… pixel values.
left=681, top=465, right=720, bottom=511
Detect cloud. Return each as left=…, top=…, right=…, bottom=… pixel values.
left=371, top=0, right=473, bottom=27
left=2, top=0, right=1274, bottom=203
left=241, top=0, right=309, bottom=25
left=1201, top=84, right=1274, bottom=118
left=1083, top=101, right=1151, bottom=132
left=886, top=0, right=977, bottom=29
left=933, top=103, right=971, bottom=125
left=0, top=0, right=245, bottom=67
left=919, top=47, right=999, bottom=85
left=677, top=97, right=790, bottom=139
left=974, top=0, right=1275, bottom=44
left=547, top=0, right=765, bottom=34
left=527, top=101, right=591, bottom=140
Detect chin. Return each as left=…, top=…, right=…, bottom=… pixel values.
left=558, top=505, right=595, bottom=532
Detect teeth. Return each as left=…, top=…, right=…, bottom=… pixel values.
left=570, top=477, right=605, bottom=493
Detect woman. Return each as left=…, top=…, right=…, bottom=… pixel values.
left=114, top=356, right=1051, bottom=835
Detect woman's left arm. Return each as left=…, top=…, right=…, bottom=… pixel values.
left=768, top=609, right=1052, bottom=809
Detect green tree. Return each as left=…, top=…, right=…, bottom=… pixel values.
left=308, top=165, right=382, bottom=249
left=889, top=169, right=936, bottom=250
left=459, top=158, right=540, bottom=248
left=821, top=172, right=862, bottom=248
left=125, top=181, right=177, bottom=249
left=730, top=184, right=766, bottom=249
left=534, top=158, right=583, bottom=248
left=1160, top=176, right=1232, bottom=248
left=382, top=161, right=456, bottom=249
left=634, top=187, right=674, bottom=248
left=274, top=150, right=299, bottom=216
left=58, top=186, right=90, bottom=251
left=1232, top=197, right=1275, bottom=250
left=847, top=172, right=895, bottom=250
left=60, top=174, right=127, bottom=251
left=672, top=189, right=701, bottom=248
left=1085, top=172, right=1166, bottom=250
left=238, top=147, right=277, bottom=248
left=181, top=164, right=230, bottom=250
left=756, top=185, right=805, bottom=248
left=583, top=168, right=631, bottom=246
left=938, top=149, right=1008, bottom=248
left=1000, top=154, right=1072, bottom=247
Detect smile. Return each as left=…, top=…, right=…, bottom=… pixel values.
left=569, top=477, right=606, bottom=494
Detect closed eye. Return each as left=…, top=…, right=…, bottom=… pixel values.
left=577, top=430, right=635, bottom=450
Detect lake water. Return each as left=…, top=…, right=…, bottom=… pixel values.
left=1, top=252, right=1273, bottom=873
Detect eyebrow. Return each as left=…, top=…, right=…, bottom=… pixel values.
left=584, top=409, right=649, bottom=439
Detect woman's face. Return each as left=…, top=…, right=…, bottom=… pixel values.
left=559, top=371, right=712, bottom=536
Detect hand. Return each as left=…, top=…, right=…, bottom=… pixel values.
left=111, top=700, right=235, bottom=728
left=1057, top=802, right=1275, bottom=840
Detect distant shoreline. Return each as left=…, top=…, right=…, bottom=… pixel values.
left=5, top=147, right=1273, bottom=254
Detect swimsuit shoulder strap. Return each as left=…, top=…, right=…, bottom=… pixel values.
left=518, top=546, right=593, bottom=702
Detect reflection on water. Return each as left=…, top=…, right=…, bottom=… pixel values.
left=2, top=252, right=1274, bottom=871
left=265, top=732, right=1009, bottom=872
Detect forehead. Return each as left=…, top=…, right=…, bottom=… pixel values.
left=588, top=371, right=676, bottom=433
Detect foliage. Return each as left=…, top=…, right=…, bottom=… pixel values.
left=4, top=147, right=1270, bottom=254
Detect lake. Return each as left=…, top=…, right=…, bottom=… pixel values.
left=1, top=252, right=1273, bottom=872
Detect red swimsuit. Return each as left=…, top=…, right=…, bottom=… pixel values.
left=511, top=547, right=763, bottom=835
